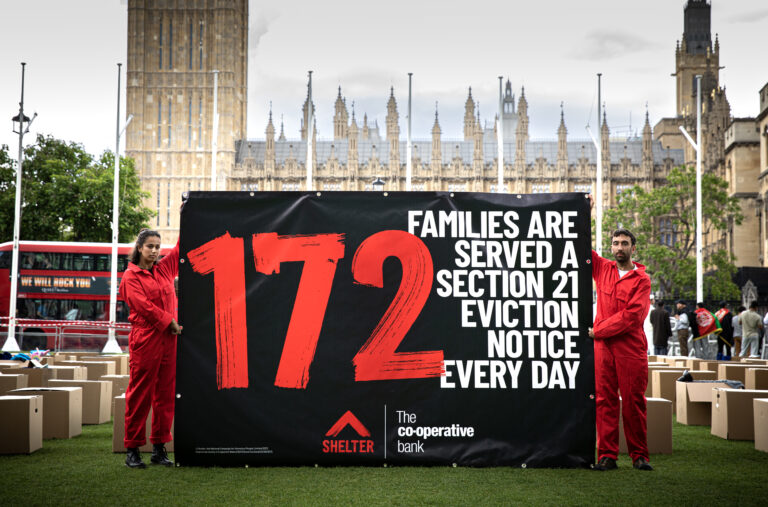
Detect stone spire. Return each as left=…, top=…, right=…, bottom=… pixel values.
left=601, top=107, right=610, bottom=170
left=515, top=87, right=529, bottom=167
left=301, top=81, right=315, bottom=140
left=333, top=86, right=349, bottom=140
left=464, top=87, right=476, bottom=140
left=266, top=103, right=275, bottom=155
left=278, top=114, right=286, bottom=141
left=432, top=102, right=442, bottom=166
left=557, top=102, right=568, bottom=170
left=642, top=105, right=653, bottom=170
left=362, top=113, right=369, bottom=140
left=386, top=87, right=400, bottom=167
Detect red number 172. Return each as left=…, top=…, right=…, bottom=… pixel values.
left=187, top=230, right=444, bottom=390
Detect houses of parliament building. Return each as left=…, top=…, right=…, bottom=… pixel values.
left=125, top=1, right=768, bottom=300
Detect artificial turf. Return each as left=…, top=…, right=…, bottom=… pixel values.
left=1, top=418, right=767, bottom=505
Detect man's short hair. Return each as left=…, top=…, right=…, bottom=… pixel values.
left=612, top=228, right=636, bottom=246
left=656, top=299, right=664, bottom=307
left=749, top=301, right=758, bottom=309
left=676, top=299, right=686, bottom=306
left=696, top=302, right=705, bottom=309
left=719, top=301, right=727, bottom=308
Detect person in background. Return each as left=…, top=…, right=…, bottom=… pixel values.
left=674, top=300, right=691, bottom=357
left=650, top=299, right=672, bottom=356
left=740, top=301, right=763, bottom=358
left=732, top=306, right=745, bottom=358
left=120, top=228, right=181, bottom=469
left=715, top=302, right=734, bottom=361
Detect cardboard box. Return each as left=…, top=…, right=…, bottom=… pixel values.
left=676, top=381, right=733, bottom=425
left=647, top=355, right=660, bottom=362
left=0, top=360, right=24, bottom=370
left=9, top=387, right=82, bottom=439
left=746, top=368, right=768, bottom=390
left=754, top=399, right=768, bottom=453
left=0, top=395, right=43, bottom=454
left=46, top=365, right=87, bottom=381
left=619, top=397, right=672, bottom=454
left=0, top=373, right=29, bottom=395
left=83, top=355, right=128, bottom=376
left=647, top=362, right=668, bottom=367
left=4, top=366, right=59, bottom=387
left=711, top=388, right=768, bottom=440
left=100, top=375, right=130, bottom=416
left=56, top=360, right=115, bottom=380
left=741, top=358, right=768, bottom=366
left=646, top=367, right=681, bottom=397
left=112, top=394, right=174, bottom=453
left=685, top=359, right=705, bottom=370
left=717, top=364, right=768, bottom=384
left=699, top=361, right=730, bottom=374
left=652, top=369, right=715, bottom=412
left=47, top=380, right=111, bottom=425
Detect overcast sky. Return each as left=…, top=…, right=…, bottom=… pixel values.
left=1, top=0, right=766, bottom=156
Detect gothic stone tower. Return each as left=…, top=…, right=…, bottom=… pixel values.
left=126, top=0, right=248, bottom=242
left=675, top=0, right=720, bottom=118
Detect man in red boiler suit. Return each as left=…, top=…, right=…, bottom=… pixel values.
left=588, top=199, right=653, bottom=471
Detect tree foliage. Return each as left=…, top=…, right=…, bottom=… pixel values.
left=602, top=165, right=743, bottom=301
left=0, top=135, right=154, bottom=244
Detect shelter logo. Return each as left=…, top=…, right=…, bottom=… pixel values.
left=322, top=410, right=374, bottom=453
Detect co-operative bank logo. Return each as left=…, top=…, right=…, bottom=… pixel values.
left=322, top=410, right=374, bottom=454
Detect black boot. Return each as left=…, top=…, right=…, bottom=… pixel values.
left=151, top=444, right=174, bottom=466
left=125, top=447, right=146, bottom=469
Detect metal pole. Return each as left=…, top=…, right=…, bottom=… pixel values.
left=497, top=76, right=503, bottom=192
left=105, top=64, right=123, bottom=351
left=695, top=75, right=703, bottom=303
left=406, top=73, right=412, bottom=191
left=596, top=73, right=603, bottom=257
left=4, top=63, right=30, bottom=352
left=211, top=70, right=219, bottom=190
left=306, top=71, right=313, bottom=191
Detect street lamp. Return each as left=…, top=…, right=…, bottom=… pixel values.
left=3, top=63, right=37, bottom=353
left=372, top=177, right=385, bottom=192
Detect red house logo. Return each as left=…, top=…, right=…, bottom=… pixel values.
left=322, top=410, right=374, bottom=453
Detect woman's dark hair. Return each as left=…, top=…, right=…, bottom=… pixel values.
left=129, top=228, right=161, bottom=265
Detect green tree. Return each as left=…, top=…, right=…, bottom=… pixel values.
left=0, top=145, right=16, bottom=242
left=602, top=165, right=743, bottom=301
left=0, top=135, right=154, bottom=243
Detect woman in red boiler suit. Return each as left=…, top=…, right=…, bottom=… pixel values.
left=120, top=229, right=181, bottom=468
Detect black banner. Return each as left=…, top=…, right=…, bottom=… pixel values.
left=176, top=191, right=595, bottom=467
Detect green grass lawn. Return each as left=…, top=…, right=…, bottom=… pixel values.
left=2, top=419, right=767, bottom=506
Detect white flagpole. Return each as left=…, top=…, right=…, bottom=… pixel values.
left=306, top=71, right=314, bottom=191
left=211, top=70, right=219, bottom=190
left=406, top=73, right=412, bottom=191
left=497, top=76, right=503, bottom=192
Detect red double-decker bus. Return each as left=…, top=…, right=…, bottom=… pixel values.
left=0, top=240, right=172, bottom=351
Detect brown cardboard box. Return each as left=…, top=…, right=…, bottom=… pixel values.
left=9, top=387, right=82, bottom=439
left=662, top=357, right=680, bottom=366
left=0, top=395, right=43, bottom=454
left=676, top=381, right=733, bottom=425
left=46, top=365, right=87, bottom=381
left=83, top=355, right=128, bottom=376
left=646, top=367, right=681, bottom=398
left=0, top=373, right=29, bottom=395
left=56, top=360, right=115, bottom=380
left=619, top=397, right=672, bottom=454
left=4, top=366, right=59, bottom=387
left=754, top=399, right=768, bottom=452
left=699, top=361, right=730, bottom=374
left=741, top=358, right=768, bottom=365
left=685, top=359, right=705, bottom=370
left=647, top=362, right=668, bottom=367
left=746, top=368, right=768, bottom=390
left=717, top=364, right=768, bottom=384
left=647, top=355, right=660, bottom=362
left=0, top=360, right=24, bottom=370
left=47, top=380, right=111, bottom=424
left=112, top=394, right=174, bottom=453
left=652, top=369, right=715, bottom=412
left=100, top=375, right=129, bottom=416
left=711, top=388, right=768, bottom=440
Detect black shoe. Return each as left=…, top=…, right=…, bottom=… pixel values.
left=125, top=447, right=146, bottom=469
left=151, top=444, right=174, bottom=466
left=594, top=456, right=617, bottom=471
left=633, top=457, right=653, bottom=471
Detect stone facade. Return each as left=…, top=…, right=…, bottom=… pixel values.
left=126, top=0, right=248, bottom=243
left=758, top=83, right=768, bottom=267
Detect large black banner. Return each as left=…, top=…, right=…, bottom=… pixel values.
left=176, top=191, right=594, bottom=467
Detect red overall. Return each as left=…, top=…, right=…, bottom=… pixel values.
left=591, top=250, right=651, bottom=462
left=119, top=241, right=179, bottom=448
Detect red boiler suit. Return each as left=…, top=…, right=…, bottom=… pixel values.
left=591, top=250, right=651, bottom=463
left=119, top=241, right=179, bottom=448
